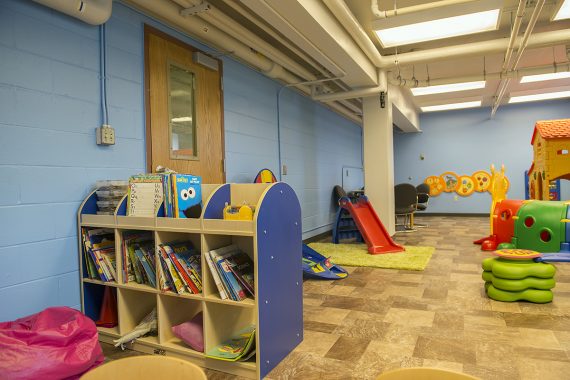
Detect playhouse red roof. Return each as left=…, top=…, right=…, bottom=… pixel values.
left=531, top=119, right=570, bottom=144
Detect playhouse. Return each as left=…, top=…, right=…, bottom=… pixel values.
left=528, top=119, right=570, bottom=200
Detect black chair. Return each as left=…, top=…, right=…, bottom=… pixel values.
left=394, top=183, right=418, bottom=232
left=414, top=183, right=430, bottom=227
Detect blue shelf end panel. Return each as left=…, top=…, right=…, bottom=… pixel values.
left=256, top=182, right=303, bottom=378
left=81, top=191, right=98, bottom=215
left=203, top=184, right=230, bottom=219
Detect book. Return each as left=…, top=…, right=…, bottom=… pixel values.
left=204, top=249, right=228, bottom=300
left=162, top=244, right=198, bottom=294
left=171, top=174, right=202, bottom=218
left=209, top=245, right=246, bottom=301
left=134, top=248, right=156, bottom=288
left=205, top=325, right=256, bottom=362
left=158, top=245, right=186, bottom=294
left=82, top=228, right=115, bottom=282
left=226, top=251, right=254, bottom=297
left=127, top=174, right=164, bottom=217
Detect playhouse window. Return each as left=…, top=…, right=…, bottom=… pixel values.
left=557, top=149, right=569, bottom=155
left=540, top=229, right=552, bottom=243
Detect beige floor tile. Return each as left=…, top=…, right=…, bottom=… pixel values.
left=304, top=305, right=351, bottom=324
left=294, top=330, right=340, bottom=356
left=515, top=327, right=562, bottom=349
left=383, top=308, right=435, bottom=327
left=517, top=358, right=570, bottom=380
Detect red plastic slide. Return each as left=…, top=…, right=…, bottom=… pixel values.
left=340, top=197, right=405, bottom=254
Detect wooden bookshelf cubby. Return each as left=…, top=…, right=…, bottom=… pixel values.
left=78, top=183, right=303, bottom=379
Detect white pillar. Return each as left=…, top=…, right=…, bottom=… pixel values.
left=362, top=92, right=396, bottom=235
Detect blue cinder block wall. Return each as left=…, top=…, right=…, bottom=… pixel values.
left=0, top=0, right=362, bottom=321
left=394, top=100, right=570, bottom=213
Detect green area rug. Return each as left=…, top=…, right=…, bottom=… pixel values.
left=307, top=243, right=435, bottom=271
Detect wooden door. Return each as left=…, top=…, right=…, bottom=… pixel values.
left=145, top=26, right=225, bottom=183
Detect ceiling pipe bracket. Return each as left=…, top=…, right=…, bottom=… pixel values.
left=180, top=1, right=211, bottom=17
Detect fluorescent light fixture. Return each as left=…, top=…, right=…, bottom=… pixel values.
left=509, top=90, right=570, bottom=103
left=171, top=117, right=193, bottom=122
left=372, top=0, right=502, bottom=47
left=421, top=101, right=482, bottom=112
left=411, top=81, right=486, bottom=96
left=520, top=72, right=570, bottom=83
left=553, top=0, right=570, bottom=20
left=375, top=9, right=500, bottom=47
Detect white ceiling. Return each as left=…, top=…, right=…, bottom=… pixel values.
left=127, top=0, right=570, bottom=124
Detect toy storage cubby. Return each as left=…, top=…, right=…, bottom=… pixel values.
left=78, top=182, right=303, bottom=379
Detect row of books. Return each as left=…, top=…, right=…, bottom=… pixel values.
left=122, top=232, right=156, bottom=288
left=82, top=228, right=117, bottom=282
left=205, top=245, right=254, bottom=301
left=127, top=173, right=202, bottom=219
left=157, top=241, right=203, bottom=294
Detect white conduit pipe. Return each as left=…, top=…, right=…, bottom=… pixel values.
left=33, top=0, right=112, bottom=25
left=502, top=0, right=527, bottom=73
left=381, top=28, right=570, bottom=68
left=324, top=0, right=384, bottom=68
left=314, top=62, right=570, bottom=101
left=126, top=0, right=360, bottom=122
left=492, top=0, right=545, bottom=116
left=371, top=0, right=475, bottom=18
left=171, top=0, right=320, bottom=82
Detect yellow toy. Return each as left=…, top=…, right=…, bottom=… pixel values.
left=487, top=164, right=509, bottom=237
left=528, top=119, right=570, bottom=200
left=223, top=203, right=255, bottom=221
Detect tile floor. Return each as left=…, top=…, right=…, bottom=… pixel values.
left=103, top=215, right=570, bottom=379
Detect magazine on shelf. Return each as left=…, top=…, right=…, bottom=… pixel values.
left=157, top=244, right=186, bottom=294
left=204, top=250, right=228, bottom=300
left=205, top=325, right=256, bottom=362
left=209, top=245, right=248, bottom=301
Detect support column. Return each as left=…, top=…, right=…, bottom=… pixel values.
left=363, top=92, right=396, bottom=235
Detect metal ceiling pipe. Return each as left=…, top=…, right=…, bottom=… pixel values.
left=171, top=0, right=320, bottom=82
left=33, top=0, right=112, bottom=25
left=324, top=0, right=384, bottom=67
left=492, top=0, right=545, bottom=116
left=389, top=62, right=570, bottom=88
left=371, top=0, right=476, bottom=19
left=381, top=28, right=570, bottom=68
left=502, top=0, right=527, bottom=73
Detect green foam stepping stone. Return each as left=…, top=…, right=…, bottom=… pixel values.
left=482, top=271, right=555, bottom=291
left=486, top=284, right=553, bottom=303
left=481, top=257, right=555, bottom=279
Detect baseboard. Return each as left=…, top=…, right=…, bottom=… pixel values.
left=303, top=230, right=332, bottom=244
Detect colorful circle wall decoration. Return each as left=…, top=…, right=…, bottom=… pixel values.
left=457, top=175, right=475, bottom=196
left=471, top=170, right=491, bottom=192
left=440, top=172, right=459, bottom=193
left=424, top=176, right=445, bottom=196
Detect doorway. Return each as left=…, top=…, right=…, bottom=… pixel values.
left=144, top=26, right=225, bottom=183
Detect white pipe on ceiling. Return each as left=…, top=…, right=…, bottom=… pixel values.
left=492, top=0, right=545, bottom=116
left=33, top=0, right=112, bottom=25
left=314, top=62, right=570, bottom=101
left=381, top=28, right=570, bottom=68
left=370, top=0, right=476, bottom=18
left=124, top=0, right=361, bottom=122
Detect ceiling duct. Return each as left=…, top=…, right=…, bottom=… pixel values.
left=32, top=0, right=112, bottom=25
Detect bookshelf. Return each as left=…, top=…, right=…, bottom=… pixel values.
left=77, top=183, right=303, bottom=379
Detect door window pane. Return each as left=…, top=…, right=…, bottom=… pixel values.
left=168, top=63, right=196, bottom=159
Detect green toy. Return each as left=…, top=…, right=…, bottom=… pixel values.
left=486, top=284, right=553, bottom=303
left=482, top=271, right=555, bottom=291
left=482, top=257, right=556, bottom=279
left=512, top=201, right=568, bottom=253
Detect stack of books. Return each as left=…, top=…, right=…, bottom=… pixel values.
left=157, top=173, right=203, bottom=219
left=158, top=241, right=202, bottom=294
left=122, top=231, right=156, bottom=287
left=82, top=228, right=116, bottom=282
left=205, top=245, right=254, bottom=301
left=206, top=325, right=256, bottom=362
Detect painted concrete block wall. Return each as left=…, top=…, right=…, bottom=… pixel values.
left=394, top=100, right=570, bottom=214
left=0, top=1, right=362, bottom=321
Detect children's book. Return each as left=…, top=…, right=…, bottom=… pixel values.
left=226, top=252, right=255, bottom=297
left=209, top=245, right=246, bottom=301
left=171, top=174, right=202, bottom=218
left=134, top=248, right=156, bottom=288
left=127, top=174, right=164, bottom=217
left=205, top=250, right=228, bottom=300
left=205, top=325, right=256, bottom=361
left=158, top=244, right=186, bottom=294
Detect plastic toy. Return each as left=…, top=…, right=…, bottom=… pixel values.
left=334, top=196, right=404, bottom=254
left=528, top=119, right=570, bottom=200
left=113, top=308, right=157, bottom=349
left=253, top=168, right=277, bottom=183
left=481, top=255, right=556, bottom=303
left=302, top=244, right=347, bottom=279
left=456, top=175, right=476, bottom=196
left=223, top=203, right=255, bottom=221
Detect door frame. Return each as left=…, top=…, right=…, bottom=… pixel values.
left=143, top=24, right=225, bottom=178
